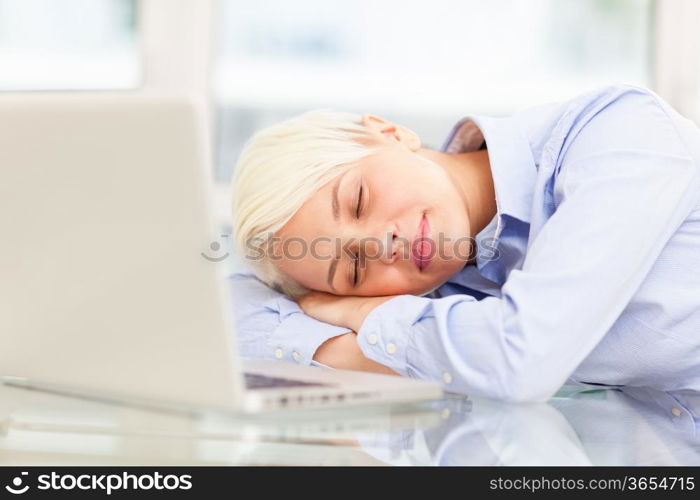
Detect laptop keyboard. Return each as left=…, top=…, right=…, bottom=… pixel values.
left=243, top=372, right=326, bottom=390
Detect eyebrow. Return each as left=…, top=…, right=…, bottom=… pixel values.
left=332, top=170, right=351, bottom=221
left=326, top=258, right=339, bottom=292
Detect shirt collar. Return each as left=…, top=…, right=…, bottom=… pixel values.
left=440, top=114, right=537, bottom=227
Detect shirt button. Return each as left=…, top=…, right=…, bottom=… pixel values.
left=292, top=351, right=301, bottom=362
left=671, top=407, right=682, bottom=417
left=368, top=334, right=378, bottom=345
left=442, top=372, right=453, bottom=384
left=386, top=342, right=397, bottom=354
left=274, top=348, right=284, bottom=359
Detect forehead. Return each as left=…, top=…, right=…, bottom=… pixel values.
left=271, top=169, right=348, bottom=291
left=290, top=167, right=351, bottom=227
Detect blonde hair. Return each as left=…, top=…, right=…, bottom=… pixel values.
left=231, top=110, right=381, bottom=296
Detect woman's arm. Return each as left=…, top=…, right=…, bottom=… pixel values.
left=228, top=272, right=398, bottom=374
left=313, top=332, right=399, bottom=376
left=298, top=92, right=700, bottom=402
left=297, top=292, right=399, bottom=374
left=227, top=272, right=353, bottom=365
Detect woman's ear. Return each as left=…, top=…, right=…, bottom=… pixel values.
left=361, top=114, right=396, bottom=137
left=361, top=113, right=421, bottom=151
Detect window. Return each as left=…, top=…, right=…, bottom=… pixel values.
left=214, top=0, right=653, bottom=183
left=0, top=0, right=139, bottom=90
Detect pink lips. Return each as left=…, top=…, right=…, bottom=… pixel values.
left=412, top=213, right=433, bottom=271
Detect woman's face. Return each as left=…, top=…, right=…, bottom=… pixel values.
left=273, top=116, right=472, bottom=296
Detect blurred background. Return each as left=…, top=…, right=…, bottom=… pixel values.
left=1, top=0, right=699, bottom=235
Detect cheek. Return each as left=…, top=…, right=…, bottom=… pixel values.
left=373, top=181, right=440, bottom=216
left=402, top=175, right=455, bottom=209
left=361, top=267, right=420, bottom=296
left=275, top=255, right=327, bottom=291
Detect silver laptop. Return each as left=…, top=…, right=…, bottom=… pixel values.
left=0, top=93, right=442, bottom=414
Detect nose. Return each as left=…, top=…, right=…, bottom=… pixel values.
left=357, top=228, right=400, bottom=265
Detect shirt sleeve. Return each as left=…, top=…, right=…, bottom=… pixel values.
left=357, top=93, right=700, bottom=402
left=227, top=272, right=352, bottom=367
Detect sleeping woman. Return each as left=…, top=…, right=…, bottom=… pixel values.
left=228, top=83, right=700, bottom=405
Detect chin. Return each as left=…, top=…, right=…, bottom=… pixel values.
left=412, top=274, right=447, bottom=295
left=418, top=267, right=462, bottom=294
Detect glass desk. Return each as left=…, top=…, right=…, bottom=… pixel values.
left=0, top=382, right=697, bottom=466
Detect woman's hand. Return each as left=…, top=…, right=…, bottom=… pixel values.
left=296, top=291, right=398, bottom=333
left=297, top=292, right=401, bottom=376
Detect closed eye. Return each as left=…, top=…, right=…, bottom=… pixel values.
left=346, top=250, right=360, bottom=289
left=353, top=253, right=360, bottom=286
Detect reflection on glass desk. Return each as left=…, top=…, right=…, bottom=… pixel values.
left=0, top=382, right=697, bottom=466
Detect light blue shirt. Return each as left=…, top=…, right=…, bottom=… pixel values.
left=229, top=84, right=700, bottom=421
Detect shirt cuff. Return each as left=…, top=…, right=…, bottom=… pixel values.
left=268, top=296, right=351, bottom=366
left=356, top=295, right=432, bottom=375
